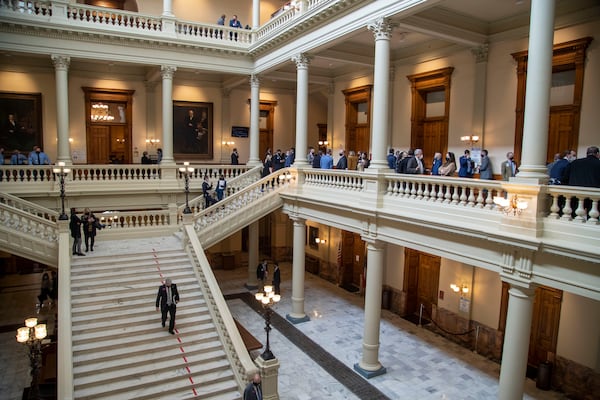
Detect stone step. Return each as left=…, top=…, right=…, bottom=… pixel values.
left=74, top=347, right=226, bottom=376
left=71, top=265, right=192, bottom=284
left=72, top=315, right=215, bottom=340
left=71, top=249, right=186, bottom=266
left=73, top=336, right=224, bottom=365
left=73, top=328, right=219, bottom=354
left=75, top=356, right=231, bottom=388
left=71, top=255, right=190, bottom=271
left=71, top=295, right=206, bottom=317
left=71, top=275, right=200, bottom=295
left=72, top=301, right=209, bottom=324
left=70, top=287, right=204, bottom=307
left=73, top=362, right=237, bottom=400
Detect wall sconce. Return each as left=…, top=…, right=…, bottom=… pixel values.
left=493, top=194, right=528, bottom=216
left=460, top=135, right=479, bottom=148
left=116, top=138, right=126, bottom=144
left=318, top=140, right=329, bottom=146
left=277, top=172, right=293, bottom=182
left=315, top=237, right=326, bottom=244
left=222, top=141, right=235, bottom=146
left=450, top=283, right=469, bottom=294
left=68, top=137, right=74, bottom=143
left=146, top=138, right=160, bottom=146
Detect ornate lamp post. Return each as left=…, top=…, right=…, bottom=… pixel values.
left=179, top=162, right=194, bottom=214
left=52, top=161, right=70, bottom=220
left=16, top=317, right=48, bottom=400
left=254, top=284, right=281, bottom=360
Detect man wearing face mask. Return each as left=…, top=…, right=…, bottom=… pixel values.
left=243, top=373, right=262, bottom=400
left=549, top=149, right=576, bottom=185
left=501, top=151, right=518, bottom=181
left=28, top=145, right=51, bottom=165
left=336, top=149, right=348, bottom=170
left=406, top=148, right=425, bottom=174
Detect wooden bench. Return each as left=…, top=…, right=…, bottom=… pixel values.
left=234, top=319, right=262, bottom=352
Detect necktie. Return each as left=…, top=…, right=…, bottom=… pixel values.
left=37, top=153, right=41, bottom=165
left=167, top=287, right=172, bottom=305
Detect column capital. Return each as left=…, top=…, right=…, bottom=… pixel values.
left=471, top=44, right=489, bottom=63
left=250, top=74, right=261, bottom=87
left=51, top=55, right=70, bottom=70
left=289, top=215, right=306, bottom=225
left=291, top=53, right=311, bottom=69
left=327, top=80, right=335, bottom=95
left=221, top=87, right=231, bottom=98
left=160, top=65, right=177, bottom=79
left=367, top=17, right=397, bottom=41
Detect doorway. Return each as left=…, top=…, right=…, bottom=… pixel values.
left=406, top=67, right=453, bottom=162
left=83, top=87, right=134, bottom=164
left=259, top=100, right=277, bottom=160
left=511, top=37, right=592, bottom=164
left=342, top=85, right=372, bottom=154
left=403, top=248, right=441, bottom=319
left=339, top=231, right=365, bottom=291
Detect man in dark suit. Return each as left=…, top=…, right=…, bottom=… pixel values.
left=564, top=146, right=600, bottom=188
left=243, top=373, right=262, bottom=400
left=272, top=263, right=281, bottom=295
left=155, top=278, right=180, bottom=334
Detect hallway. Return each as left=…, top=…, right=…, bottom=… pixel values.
left=0, top=238, right=567, bottom=399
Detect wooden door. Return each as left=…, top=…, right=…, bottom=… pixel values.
left=403, top=249, right=440, bottom=316
left=547, top=107, right=577, bottom=163
left=342, top=85, right=372, bottom=154
left=511, top=37, right=591, bottom=164
left=110, top=125, right=128, bottom=163
left=258, top=101, right=276, bottom=160
left=340, top=231, right=355, bottom=287
left=407, top=68, right=453, bottom=162
left=88, top=126, right=111, bottom=164
left=528, top=287, right=562, bottom=367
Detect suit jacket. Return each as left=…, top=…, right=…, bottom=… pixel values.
left=479, top=156, right=493, bottom=179
left=406, top=156, right=424, bottom=174
left=458, top=156, right=473, bottom=178
left=272, top=267, right=281, bottom=285
left=501, top=160, right=516, bottom=181
left=156, top=284, right=180, bottom=308
left=564, top=155, right=600, bottom=187
left=336, top=155, right=348, bottom=170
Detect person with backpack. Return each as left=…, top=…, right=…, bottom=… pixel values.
left=216, top=174, right=227, bottom=201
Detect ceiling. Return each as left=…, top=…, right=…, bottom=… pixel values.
left=1, top=0, right=596, bottom=93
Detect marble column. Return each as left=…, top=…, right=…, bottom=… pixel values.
left=354, top=240, right=386, bottom=378
left=470, top=45, right=488, bottom=145
left=145, top=81, right=157, bottom=161
left=286, top=217, right=309, bottom=323
left=248, top=75, right=261, bottom=166
left=162, top=0, right=173, bottom=17
left=252, top=0, right=260, bottom=29
left=516, top=0, right=555, bottom=181
left=367, top=18, right=395, bottom=170
left=220, top=88, right=232, bottom=164
left=498, top=284, right=536, bottom=400
left=326, top=82, right=335, bottom=151
left=160, top=65, right=176, bottom=165
left=51, top=55, right=71, bottom=164
left=246, top=220, right=259, bottom=290
left=292, top=54, right=310, bottom=166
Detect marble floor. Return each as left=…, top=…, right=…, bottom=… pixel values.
left=0, top=236, right=568, bottom=399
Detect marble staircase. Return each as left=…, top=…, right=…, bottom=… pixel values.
left=70, top=247, right=242, bottom=400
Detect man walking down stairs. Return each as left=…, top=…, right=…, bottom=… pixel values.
left=70, top=236, right=241, bottom=399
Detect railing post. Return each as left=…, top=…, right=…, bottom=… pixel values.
left=57, top=219, right=74, bottom=400
left=254, top=356, right=280, bottom=400
left=50, top=0, right=70, bottom=22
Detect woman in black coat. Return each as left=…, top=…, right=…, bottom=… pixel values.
left=82, top=208, right=102, bottom=252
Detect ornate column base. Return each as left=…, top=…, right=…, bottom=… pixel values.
left=285, top=313, right=310, bottom=324
left=353, top=362, right=387, bottom=379
left=255, top=355, right=280, bottom=400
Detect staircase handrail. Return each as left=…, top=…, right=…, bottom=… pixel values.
left=182, top=223, right=257, bottom=391
left=0, top=191, right=60, bottom=220
left=177, top=165, right=262, bottom=215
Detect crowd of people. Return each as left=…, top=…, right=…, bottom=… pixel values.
left=297, top=145, right=599, bottom=188
left=0, top=144, right=51, bottom=165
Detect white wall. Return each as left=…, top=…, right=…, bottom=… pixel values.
left=557, top=292, right=600, bottom=370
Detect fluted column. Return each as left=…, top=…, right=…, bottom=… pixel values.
left=292, top=54, right=310, bottom=166
left=471, top=45, right=488, bottom=145
left=498, top=284, right=536, bottom=400
left=162, top=0, right=173, bottom=17
left=517, top=0, right=555, bottom=181
left=57, top=221, right=73, bottom=400
left=248, top=75, right=261, bottom=166
left=327, top=82, right=335, bottom=150
left=354, top=240, right=386, bottom=378
left=286, top=217, right=310, bottom=324
left=246, top=220, right=259, bottom=289
left=51, top=55, right=71, bottom=164
left=160, top=65, right=176, bottom=165
left=367, top=18, right=395, bottom=169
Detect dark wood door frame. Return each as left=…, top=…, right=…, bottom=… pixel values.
left=342, top=85, right=372, bottom=154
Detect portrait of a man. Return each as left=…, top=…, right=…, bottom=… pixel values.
left=173, top=101, right=213, bottom=160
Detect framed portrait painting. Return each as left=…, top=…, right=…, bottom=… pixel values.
left=173, top=101, right=213, bottom=160
left=0, top=92, right=43, bottom=155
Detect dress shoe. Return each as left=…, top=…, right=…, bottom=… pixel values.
left=162, top=322, right=165, bottom=327
left=72, top=252, right=76, bottom=255
left=77, top=252, right=86, bottom=256
left=91, top=248, right=94, bottom=251
left=169, top=330, right=175, bottom=334
left=85, top=248, right=88, bottom=252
